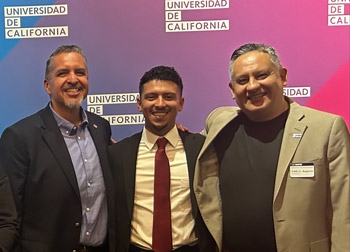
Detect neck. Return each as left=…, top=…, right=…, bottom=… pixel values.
left=51, top=103, right=82, bottom=125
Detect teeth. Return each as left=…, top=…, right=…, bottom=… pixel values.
left=66, top=88, right=80, bottom=92
left=250, top=93, right=264, bottom=99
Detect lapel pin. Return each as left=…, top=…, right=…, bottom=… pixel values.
left=93, top=124, right=98, bottom=129
left=292, top=133, right=302, bottom=138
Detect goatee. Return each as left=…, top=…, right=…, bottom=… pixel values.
left=65, top=98, right=83, bottom=109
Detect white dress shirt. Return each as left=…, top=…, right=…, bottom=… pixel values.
left=131, top=126, right=196, bottom=249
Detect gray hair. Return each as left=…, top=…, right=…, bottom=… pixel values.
left=45, top=45, right=88, bottom=79
left=229, top=43, right=282, bottom=82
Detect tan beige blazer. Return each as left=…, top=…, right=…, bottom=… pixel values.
left=194, top=99, right=350, bottom=252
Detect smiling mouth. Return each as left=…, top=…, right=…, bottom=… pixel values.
left=152, top=111, right=168, bottom=117
left=65, top=88, right=82, bottom=93
left=248, top=93, right=265, bottom=100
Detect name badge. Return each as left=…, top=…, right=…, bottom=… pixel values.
left=290, top=162, right=315, bottom=178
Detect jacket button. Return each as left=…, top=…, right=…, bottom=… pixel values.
left=75, top=222, right=80, bottom=227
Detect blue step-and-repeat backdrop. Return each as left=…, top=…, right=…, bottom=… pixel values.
left=1, top=0, right=349, bottom=141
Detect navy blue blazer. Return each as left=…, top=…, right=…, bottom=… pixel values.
left=0, top=163, right=18, bottom=251
left=0, top=105, right=115, bottom=252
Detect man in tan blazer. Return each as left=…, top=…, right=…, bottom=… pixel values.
left=194, top=43, right=350, bottom=252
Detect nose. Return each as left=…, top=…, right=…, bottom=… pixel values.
left=155, top=97, right=166, bottom=107
left=67, top=72, right=78, bottom=84
left=247, top=77, right=259, bottom=90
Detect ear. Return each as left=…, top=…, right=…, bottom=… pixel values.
left=178, top=97, right=184, bottom=112
left=44, top=80, right=51, bottom=95
left=136, top=97, right=142, bottom=112
left=280, top=68, right=288, bottom=86
left=228, top=82, right=236, bottom=99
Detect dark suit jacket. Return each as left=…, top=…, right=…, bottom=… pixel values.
left=0, top=105, right=115, bottom=252
left=108, top=131, right=215, bottom=252
left=0, top=164, right=18, bottom=252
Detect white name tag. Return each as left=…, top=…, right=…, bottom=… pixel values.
left=290, top=163, right=315, bottom=178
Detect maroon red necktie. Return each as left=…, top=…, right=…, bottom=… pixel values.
left=152, top=137, right=172, bottom=252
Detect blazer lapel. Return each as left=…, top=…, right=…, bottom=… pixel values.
left=86, top=118, right=116, bottom=209
left=199, top=107, right=239, bottom=160
left=179, top=131, right=205, bottom=218
left=39, top=106, right=81, bottom=200
left=86, top=120, right=109, bottom=175
left=274, top=102, right=308, bottom=201
left=180, top=132, right=196, bottom=183
left=124, top=133, right=142, bottom=219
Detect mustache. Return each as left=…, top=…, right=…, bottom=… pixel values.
left=151, top=109, right=169, bottom=113
left=63, top=83, right=83, bottom=91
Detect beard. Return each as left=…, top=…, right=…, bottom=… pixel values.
left=64, top=97, right=83, bottom=109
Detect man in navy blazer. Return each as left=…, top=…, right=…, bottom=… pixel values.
left=108, top=66, right=215, bottom=252
left=0, top=45, right=115, bottom=252
left=0, top=163, right=18, bottom=252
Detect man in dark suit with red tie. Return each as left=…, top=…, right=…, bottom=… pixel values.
left=108, top=66, right=216, bottom=252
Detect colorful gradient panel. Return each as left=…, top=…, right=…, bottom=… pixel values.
left=1, top=0, right=349, bottom=140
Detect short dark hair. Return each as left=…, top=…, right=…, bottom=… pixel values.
left=229, top=43, right=282, bottom=82
left=139, top=66, right=183, bottom=95
left=45, top=45, right=88, bottom=79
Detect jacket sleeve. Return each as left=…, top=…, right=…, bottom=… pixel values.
left=328, top=116, right=350, bottom=252
left=0, top=164, right=18, bottom=252
left=0, top=127, right=28, bottom=233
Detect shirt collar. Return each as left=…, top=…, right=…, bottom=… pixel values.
left=49, top=103, right=89, bottom=136
left=141, top=125, right=179, bottom=150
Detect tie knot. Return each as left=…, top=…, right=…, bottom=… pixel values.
left=156, top=137, right=168, bottom=149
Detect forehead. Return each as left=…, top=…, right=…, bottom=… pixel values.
left=233, top=51, right=273, bottom=71
left=142, top=79, right=180, bottom=93
left=51, top=52, right=86, bottom=68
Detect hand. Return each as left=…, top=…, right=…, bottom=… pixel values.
left=176, top=123, right=189, bottom=132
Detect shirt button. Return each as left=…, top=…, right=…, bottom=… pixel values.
left=86, top=231, right=90, bottom=236
left=86, top=208, right=90, bottom=212
left=87, top=182, right=91, bottom=187
left=77, top=136, right=81, bottom=140
left=84, top=159, right=88, bottom=163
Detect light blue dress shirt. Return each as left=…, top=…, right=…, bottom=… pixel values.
left=50, top=105, right=107, bottom=246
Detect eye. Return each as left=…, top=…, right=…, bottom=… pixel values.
left=256, top=73, right=268, bottom=80
left=75, top=69, right=87, bottom=76
left=255, top=70, right=271, bottom=80
left=56, top=70, right=68, bottom=77
left=235, top=77, right=248, bottom=85
left=144, top=94, right=157, bottom=100
left=164, top=93, right=176, bottom=100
